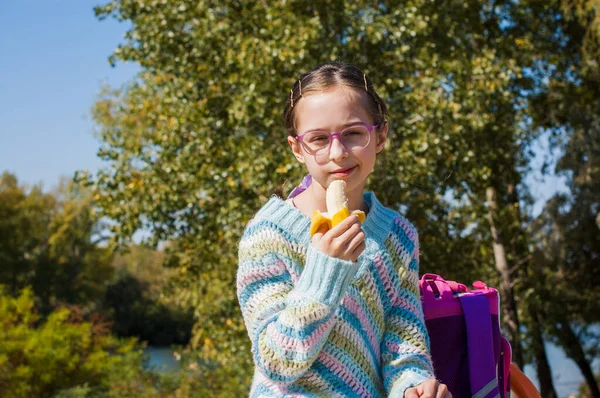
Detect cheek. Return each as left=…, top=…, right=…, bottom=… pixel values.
left=355, top=146, right=377, bottom=163
left=355, top=149, right=378, bottom=175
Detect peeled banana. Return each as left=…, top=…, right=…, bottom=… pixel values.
left=309, top=180, right=366, bottom=236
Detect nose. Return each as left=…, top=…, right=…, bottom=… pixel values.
left=328, top=135, right=348, bottom=161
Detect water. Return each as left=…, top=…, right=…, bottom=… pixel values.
left=143, top=344, right=597, bottom=397
left=144, top=346, right=180, bottom=372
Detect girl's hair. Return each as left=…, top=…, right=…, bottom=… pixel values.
left=283, top=62, right=389, bottom=137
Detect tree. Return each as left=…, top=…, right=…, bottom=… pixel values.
left=0, top=285, right=224, bottom=397
left=525, top=1, right=600, bottom=395
left=84, top=0, right=600, bottom=391
left=0, top=172, right=55, bottom=296
left=0, top=172, right=114, bottom=314
left=105, top=245, right=194, bottom=345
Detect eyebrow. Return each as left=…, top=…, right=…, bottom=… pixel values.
left=302, top=121, right=368, bottom=134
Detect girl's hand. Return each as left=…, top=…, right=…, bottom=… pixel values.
left=405, top=379, right=451, bottom=398
left=312, top=214, right=366, bottom=262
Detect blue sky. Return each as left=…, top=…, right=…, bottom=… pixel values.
left=0, top=2, right=595, bottom=397
left=0, top=1, right=138, bottom=190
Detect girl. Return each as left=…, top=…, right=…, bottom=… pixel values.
left=237, top=62, right=449, bottom=398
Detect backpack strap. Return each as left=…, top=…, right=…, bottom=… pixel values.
left=499, top=337, right=512, bottom=398
left=459, top=293, right=500, bottom=398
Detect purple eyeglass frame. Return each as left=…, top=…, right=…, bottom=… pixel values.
left=295, top=124, right=380, bottom=155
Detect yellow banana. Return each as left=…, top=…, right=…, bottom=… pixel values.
left=309, top=180, right=366, bottom=236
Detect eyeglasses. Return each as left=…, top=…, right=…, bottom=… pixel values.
left=295, top=124, right=379, bottom=157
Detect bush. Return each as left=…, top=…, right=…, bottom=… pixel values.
left=0, top=286, right=151, bottom=397
left=0, top=285, right=248, bottom=397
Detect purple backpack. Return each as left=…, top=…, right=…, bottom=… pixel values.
left=420, top=273, right=512, bottom=398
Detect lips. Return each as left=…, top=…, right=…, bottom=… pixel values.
left=331, top=166, right=357, bottom=176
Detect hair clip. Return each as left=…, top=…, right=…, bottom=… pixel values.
left=290, top=89, right=294, bottom=108
left=364, top=73, right=368, bottom=91
left=298, top=79, right=302, bottom=96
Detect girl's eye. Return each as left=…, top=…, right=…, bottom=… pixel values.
left=343, top=129, right=366, bottom=137
left=309, top=135, right=328, bottom=142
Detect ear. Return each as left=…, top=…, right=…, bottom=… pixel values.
left=375, top=123, right=388, bottom=154
left=288, top=136, right=306, bottom=163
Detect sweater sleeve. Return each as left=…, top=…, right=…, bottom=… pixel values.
left=237, top=221, right=359, bottom=385
left=382, top=218, right=436, bottom=397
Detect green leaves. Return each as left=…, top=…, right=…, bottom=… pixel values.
left=0, top=286, right=143, bottom=396
left=85, top=0, right=600, bottom=391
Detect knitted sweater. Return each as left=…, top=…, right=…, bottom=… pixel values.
left=236, top=192, right=435, bottom=397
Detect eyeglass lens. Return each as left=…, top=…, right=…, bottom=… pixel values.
left=302, top=126, right=371, bottom=155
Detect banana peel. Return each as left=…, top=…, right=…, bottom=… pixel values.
left=309, top=207, right=366, bottom=236
left=309, top=180, right=366, bottom=236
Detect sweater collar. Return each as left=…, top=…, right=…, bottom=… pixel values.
left=255, top=191, right=396, bottom=247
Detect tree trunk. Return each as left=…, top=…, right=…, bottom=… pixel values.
left=557, top=319, right=600, bottom=398
left=486, top=187, right=524, bottom=367
left=530, top=312, right=558, bottom=398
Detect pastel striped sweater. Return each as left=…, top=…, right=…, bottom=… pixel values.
left=237, top=192, right=435, bottom=397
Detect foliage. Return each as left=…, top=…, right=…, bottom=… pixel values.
left=81, top=0, right=600, bottom=393
left=104, top=272, right=194, bottom=345
left=108, top=245, right=195, bottom=346
left=0, top=171, right=194, bottom=347
left=0, top=172, right=56, bottom=297
left=0, top=284, right=242, bottom=397
left=523, top=0, right=600, bottom=393
left=0, top=285, right=144, bottom=397
left=0, top=172, right=114, bottom=314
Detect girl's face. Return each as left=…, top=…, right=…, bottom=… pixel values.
left=287, top=86, right=387, bottom=194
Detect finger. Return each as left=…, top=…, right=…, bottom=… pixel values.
left=345, top=229, right=365, bottom=252
left=436, top=384, right=449, bottom=398
left=325, top=214, right=360, bottom=238
left=334, top=222, right=362, bottom=249
left=349, top=239, right=366, bottom=261
left=421, top=380, right=437, bottom=398
left=351, top=243, right=366, bottom=262
left=404, top=387, right=419, bottom=398
left=347, top=231, right=365, bottom=254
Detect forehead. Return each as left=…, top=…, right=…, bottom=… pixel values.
left=295, top=87, right=373, bottom=133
